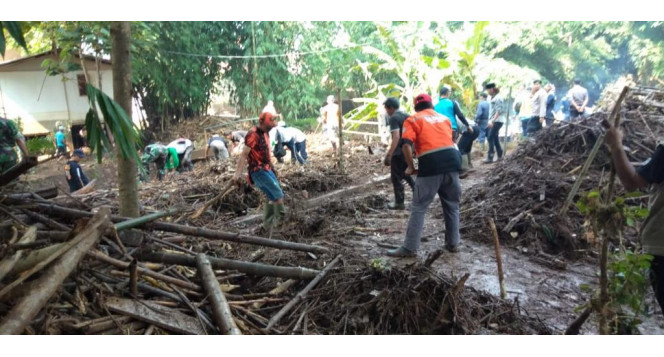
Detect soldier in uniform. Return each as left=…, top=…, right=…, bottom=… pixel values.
left=0, top=117, right=29, bottom=174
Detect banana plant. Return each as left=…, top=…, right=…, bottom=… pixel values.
left=85, top=83, right=142, bottom=165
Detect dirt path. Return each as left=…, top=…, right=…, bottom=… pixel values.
left=336, top=158, right=664, bottom=334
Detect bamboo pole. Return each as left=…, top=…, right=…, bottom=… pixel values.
left=138, top=252, right=319, bottom=280
left=129, top=258, right=138, bottom=296
left=113, top=209, right=178, bottom=231
left=0, top=209, right=110, bottom=334
left=487, top=218, right=506, bottom=299
left=196, top=254, right=242, bottom=335
left=190, top=182, right=234, bottom=220
left=35, top=203, right=329, bottom=254
left=87, top=249, right=201, bottom=291
left=265, top=255, right=342, bottom=331
left=0, top=226, right=36, bottom=282
left=0, top=210, right=111, bottom=300
left=598, top=87, right=630, bottom=335
left=337, top=89, right=344, bottom=174
left=503, top=87, right=512, bottom=147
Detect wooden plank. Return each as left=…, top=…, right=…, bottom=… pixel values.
left=105, top=297, right=206, bottom=335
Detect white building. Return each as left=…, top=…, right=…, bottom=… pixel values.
left=0, top=50, right=144, bottom=148
left=0, top=51, right=116, bottom=139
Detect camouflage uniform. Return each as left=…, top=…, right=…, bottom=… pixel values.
left=141, top=143, right=170, bottom=181
left=0, top=117, right=24, bottom=174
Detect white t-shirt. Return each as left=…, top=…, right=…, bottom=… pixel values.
left=168, top=138, right=193, bottom=154
left=284, top=127, right=306, bottom=143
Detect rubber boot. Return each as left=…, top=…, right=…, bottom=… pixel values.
left=460, top=153, right=470, bottom=172
left=261, top=204, right=274, bottom=233
left=272, top=203, right=285, bottom=228
left=388, top=189, right=406, bottom=210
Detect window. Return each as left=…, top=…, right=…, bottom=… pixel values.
left=77, top=74, right=87, bottom=96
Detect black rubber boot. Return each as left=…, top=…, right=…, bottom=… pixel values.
left=388, top=189, right=406, bottom=210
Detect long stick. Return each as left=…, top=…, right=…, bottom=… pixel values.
left=559, top=86, right=630, bottom=216
left=488, top=218, right=506, bottom=299
left=0, top=227, right=36, bottom=282
left=190, top=181, right=234, bottom=220
left=265, top=255, right=342, bottom=331
left=598, top=87, right=630, bottom=335
left=0, top=210, right=109, bottom=299
left=87, top=249, right=201, bottom=292
left=138, top=252, right=319, bottom=280
left=196, top=254, right=242, bottom=335
left=0, top=208, right=110, bottom=334
left=35, top=203, right=329, bottom=254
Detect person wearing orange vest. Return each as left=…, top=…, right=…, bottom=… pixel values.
left=387, top=94, right=463, bottom=257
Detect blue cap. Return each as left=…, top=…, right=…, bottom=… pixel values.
left=73, top=149, right=85, bottom=157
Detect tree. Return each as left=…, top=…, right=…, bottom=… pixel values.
left=111, top=22, right=139, bottom=218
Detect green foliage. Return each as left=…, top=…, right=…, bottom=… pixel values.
left=370, top=258, right=391, bottom=272
left=576, top=190, right=649, bottom=235
left=0, top=21, right=28, bottom=57
left=288, top=117, right=319, bottom=132
left=575, top=189, right=653, bottom=334
left=607, top=249, right=653, bottom=331
left=26, top=136, right=55, bottom=155
left=85, top=84, right=142, bottom=164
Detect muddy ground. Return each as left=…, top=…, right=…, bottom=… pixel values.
left=12, top=131, right=664, bottom=334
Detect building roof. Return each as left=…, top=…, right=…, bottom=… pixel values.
left=0, top=50, right=112, bottom=72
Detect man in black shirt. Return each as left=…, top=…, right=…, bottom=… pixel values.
left=383, top=97, right=415, bottom=210
left=606, top=123, right=664, bottom=316
left=65, top=149, right=90, bottom=193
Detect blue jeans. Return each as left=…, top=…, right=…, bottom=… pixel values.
left=294, top=140, right=308, bottom=164
left=521, top=117, right=529, bottom=137
left=476, top=120, right=488, bottom=144
left=250, top=169, right=284, bottom=202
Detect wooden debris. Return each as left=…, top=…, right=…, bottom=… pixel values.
left=137, top=252, right=320, bottom=280
left=0, top=226, right=37, bottom=281
left=0, top=208, right=111, bottom=334
left=488, top=218, right=507, bottom=299
left=266, top=255, right=342, bottom=331
left=196, top=254, right=241, bottom=335
left=105, top=297, right=206, bottom=335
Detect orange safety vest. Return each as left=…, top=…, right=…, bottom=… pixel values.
left=402, top=108, right=455, bottom=156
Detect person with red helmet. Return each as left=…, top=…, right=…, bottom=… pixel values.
left=232, top=111, right=285, bottom=233
left=387, top=94, right=463, bottom=257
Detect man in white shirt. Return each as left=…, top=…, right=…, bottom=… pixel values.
left=527, top=79, right=548, bottom=136
left=321, top=95, right=339, bottom=151
left=567, top=79, right=589, bottom=121
left=167, top=137, right=194, bottom=172
left=271, top=123, right=308, bottom=165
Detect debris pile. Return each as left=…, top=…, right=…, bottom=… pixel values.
left=461, top=86, right=664, bottom=257
left=278, top=260, right=552, bottom=335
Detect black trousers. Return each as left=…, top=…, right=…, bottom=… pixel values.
left=650, top=255, right=664, bottom=317
left=570, top=108, right=584, bottom=120
left=390, top=154, right=415, bottom=201
left=458, top=125, right=480, bottom=155
left=487, top=122, right=503, bottom=159
left=527, top=116, right=543, bottom=135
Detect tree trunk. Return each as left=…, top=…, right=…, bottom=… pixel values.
left=111, top=22, right=139, bottom=218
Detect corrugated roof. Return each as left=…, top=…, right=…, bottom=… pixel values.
left=0, top=50, right=111, bottom=70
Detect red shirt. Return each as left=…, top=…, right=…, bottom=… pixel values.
left=244, top=126, right=273, bottom=172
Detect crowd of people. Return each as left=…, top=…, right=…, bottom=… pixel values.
left=0, top=80, right=661, bottom=317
